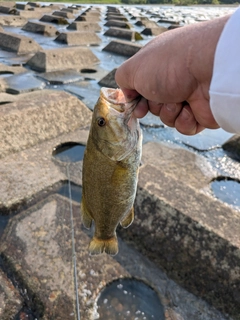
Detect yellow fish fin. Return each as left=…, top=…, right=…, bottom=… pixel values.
left=81, top=198, right=92, bottom=229
left=120, top=207, right=134, bottom=228
left=89, top=236, right=118, bottom=256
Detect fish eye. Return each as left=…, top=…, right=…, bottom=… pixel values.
left=97, top=117, right=106, bottom=127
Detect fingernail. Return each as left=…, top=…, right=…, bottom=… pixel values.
left=166, top=104, right=177, bottom=113
left=181, top=108, right=191, bottom=120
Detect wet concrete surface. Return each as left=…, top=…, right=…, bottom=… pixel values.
left=0, top=2, right=239, bottom=320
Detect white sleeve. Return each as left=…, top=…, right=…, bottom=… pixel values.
left=209, top=7, right=240, bottom=134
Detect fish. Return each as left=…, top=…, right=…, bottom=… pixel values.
left=81, top=87, right=142, bottom=256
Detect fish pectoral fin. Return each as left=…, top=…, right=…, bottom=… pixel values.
left=120, top=207, right=134, bottom=229
left=81, top=201, right=92, bottom=229
left=89, top=236, right=118, bottom=256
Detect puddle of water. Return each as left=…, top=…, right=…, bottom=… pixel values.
left=211, top=178, right=240, bottom=208
left=97, top=278, right=165, bottom=320
left=57, top=181, right=82, bottom=203
left=52, top=142, right=85, bottom=162
left=0, top=215, right=11, bottom=237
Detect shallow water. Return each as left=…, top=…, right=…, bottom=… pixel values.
left=97, top=278, right=165, bottom=320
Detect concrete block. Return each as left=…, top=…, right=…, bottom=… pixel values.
left=22, top=21, right=58, bottom=37
left=2, top=72, right=46, bottom=94
left=104, top=19, right=131, bottom=29
left=136, top=19, right=158, bottom=28
left=0, top=269, right=23, bottom=320
left=0, top=89, right=92, bottom=158
left=141, top=26, right=167, bottom=36
left=52, top=10, right=74, bottom=19
left=55, top=31, right=101, bottom=46
left=26, top=47, right=99, bottom=72
left=0, top=31, right=42, bottom=54
left=105, top=14, right=128, bottom=21
left=0, top=15, right=27, bottom=27
left=38, top=69, right=83, bottom=84
left=104, top=27, right=143, bottom=41
left=222, top=134, right=240, bottom=161
left=0, top=5, right=17, bottom=14
left=61, top=7, right=80, bottom=13
left=40, top=14, right=69, bottom=25
left=118, top=141, right=240, bottom=319
left=67, top=21, right=101, bottom=32
left=98, top=68, right=117, bottom=88
left=15, top=3, right=31, bottom=10
left=103, top=39, right=142, bottom=57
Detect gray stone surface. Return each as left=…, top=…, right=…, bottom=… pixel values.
left=0, top=31, right=42, bottom=54
left=104, top=19, right=131, bottom=29
left=26, top=47, right=99, bottom=72
left=52, top=10, right=74, bottom=19
left=103, top=39, right=142, bottom=57
left=118, top=141, right=240, bottom=319
left=0, top=269, right=23, bottom=320
left=98, top=68, right=117, bottom=88
left=67, top=21, right=101, bottom=32
left=22, top=21, right=59, bottom=36
left=105, top=14, right=128, bottom=21
left=141, top=26, right=167, bottom=36
left=0, top=90, right=92, bottom=159
left=55, top=31, right=101, bottom=46
left=0, top=137, right=235, bottom=320
left=38, top=69, right=83, bottom=84
left=2, top=72, right=46, bottom=94
left=104, top=27, right=143, bottom=41
left=40, top=14, right=69, bottom=25
left=222, top=134, right=240, bottom=161
left=0, top=15, right=27, bottom=27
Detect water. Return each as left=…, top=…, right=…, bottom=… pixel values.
left=57, top=181, right=82, bottom=203
left=211, top=178, right=240, bottom=208
left=97, top=278, right=165, bottom=320
left=52, top=142, right=86, bottom=162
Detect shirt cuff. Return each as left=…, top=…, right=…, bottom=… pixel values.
left=209, top=7, right=240, bottom=134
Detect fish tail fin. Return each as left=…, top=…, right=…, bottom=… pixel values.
left=120, top=207, right=134, bottom=228
left=89, top=236, right=118, bottom=256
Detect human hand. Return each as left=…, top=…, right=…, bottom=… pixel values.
left=115, top=15, right=230, bottom=135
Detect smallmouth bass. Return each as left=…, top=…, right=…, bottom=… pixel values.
left=81, top=87, right=142, bottom=256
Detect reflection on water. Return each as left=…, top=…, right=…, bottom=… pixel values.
left=57, top=182, right=82, bottom=203
left=211, top=178, right=240, bottom=208
left=97, top=278, right=165, bottom=320
left=53, top=142, right=85, bottom=162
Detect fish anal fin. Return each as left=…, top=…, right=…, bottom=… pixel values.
left=81, top=200, right=92, bottom=229
left=120, top=207, right=134, bottom=229
left=89, top=236, right=118, bottom=256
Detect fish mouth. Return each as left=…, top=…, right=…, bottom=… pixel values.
left=101, top=87, right=140, bottom=116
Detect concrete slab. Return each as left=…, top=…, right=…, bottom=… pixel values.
left=105, top=14, right=128, bottom=21
left=141, top=26, right=167, bottom=36
left=102, top=39, right=142, bottom=57
left=40, top=14, right=69, bottom=25
left=98, top=68, right=117, bottom=88
left=27, top=47, right=99, bottom=72
left=0, top=62, right=27, bottom=74
left=52, top=10, right=74, bottom=19
left=117, top=141, right=240, bottom=319
left=2, top=72, right=46, bottom=94
left=0, top=5, right=17, bottom=14
left=38, top=69, right=83, bottom=84
left=0, top=15, right=27, bottom=27
left=55, top=31, right=101, bottom=46
left=104, top=27, right=143, bottom=41
left=67, top=21, right=101, bottom=32
left=0, top=90, right=92, bottom=159
left=0, top=138, right=235, bottom=320
left=0, top=269, right=23, bottom=320
left=222, top=134, right=240, bottom=161
left=136, top=19, right=159, bottom=28
left=22, top=21, right=59, bottom=36
left=104, top=19, right=131, bottom=29
left=0, top=31, right=42, bottom=54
